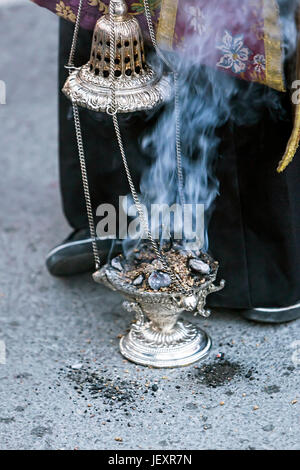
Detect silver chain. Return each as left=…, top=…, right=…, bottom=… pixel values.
left=67, top=0, right=101, bottom=269
left=108, top=2, right=186, bottom=292
left=67, top=0, right=83, bottom=69
left=67, top=0, right=188, bottom=293
left=174, top=73, right=185, bottom=208
left=143, top=0, right=185, bottom=208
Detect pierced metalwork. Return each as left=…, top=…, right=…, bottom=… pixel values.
left=63, top=0, right=171, bottom=113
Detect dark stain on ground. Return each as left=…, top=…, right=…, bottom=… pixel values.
left=14, top=373, right=32, bottom=380
left=0, top=417, right=15, bottom=424
left=31, top=426, right=52, bottom=438
left=264, top=385, right=280, bottom=395
left=64, top=366, right=140, bottom=407
left=194, top=360, right=243, bottom=388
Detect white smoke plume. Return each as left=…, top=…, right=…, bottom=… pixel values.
left=128, top=0, right=299, bottom=252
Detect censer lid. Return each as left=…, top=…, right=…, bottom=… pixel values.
left=63, top=0, right=171, bottom=113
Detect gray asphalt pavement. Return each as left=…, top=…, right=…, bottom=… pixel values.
left=0, top=2, right=299, bottom=450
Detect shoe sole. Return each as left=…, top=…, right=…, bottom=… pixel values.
left=46, top=237, right=120, bottom=277
left=241, top=301, right=300, bottom=324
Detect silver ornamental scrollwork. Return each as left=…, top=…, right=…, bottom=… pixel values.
left=63, top=65, right=172, bottom=113
left=122, top=300, right=145, bottom=330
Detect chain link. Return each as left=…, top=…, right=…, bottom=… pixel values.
left=67, top=0, right=84, bottom=68
left=143, top=0, right=185, bottom=207
left=72, top=104, right=101, bottom=268
left=174, top=72, right=185, bottom=208
left=67, top=0, right=101, bottom=269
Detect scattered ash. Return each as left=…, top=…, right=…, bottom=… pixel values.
left=14, top=372, right=32, bottom=380
left=194, top=360, right=243, bottom=388
left=109, top=242, right=218, bottom=293
left=263, top=385, right=280, bottom=395
left=65, top=367, right=139, bottom=407
left=0, top=417, right=15, bottom=424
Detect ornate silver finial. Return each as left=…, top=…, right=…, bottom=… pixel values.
left=110, top=0, right=128, bottom=18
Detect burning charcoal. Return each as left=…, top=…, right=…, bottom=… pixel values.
left=189, top=258, right=210, bottom=275
left=133, top=275, right=144, bottom=286
left=111, top=256, right=124, bottom=272
left=148, top=271, right=171, bottom=291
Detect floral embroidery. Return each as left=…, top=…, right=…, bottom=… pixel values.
left=217, top=30, right=251, bottom=74
left=131, top=0, right=160, bottom=15
left=184, top=5, right=206, bottom=35
left=88, top=0, right=108, bottom=14
left=253, top=54, right=266, bottom=73
left=56, top=1, right=76, bottom=22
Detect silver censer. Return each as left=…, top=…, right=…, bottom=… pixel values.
left=93, top=262, right=225, bottom=368
left=63, top=0, right=225, bottom=368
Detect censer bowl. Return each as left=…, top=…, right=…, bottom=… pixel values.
left=93, top=261, right=225, bottom=368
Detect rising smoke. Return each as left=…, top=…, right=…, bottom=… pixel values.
left=126, top=0, right=299, bottom=252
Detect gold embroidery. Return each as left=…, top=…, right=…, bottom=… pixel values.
left=248, top=69, right=267, bottom=86
left=277, top=108, right=300, bottom=172
left=156, top=0, right=179, bottom=49
left=88, top=0, right=108, bottom=14
left=263, top=0, right=285, bottom=92
left=277, top=5, right=300, bottom=172
left=56, top=1, right=76, bottom=22
left=131, top=0, right=161, bottom=15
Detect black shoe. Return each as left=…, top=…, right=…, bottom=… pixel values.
left=240, top=302, right=300, bottom=324
left=46, top=229, right=121, bottom=277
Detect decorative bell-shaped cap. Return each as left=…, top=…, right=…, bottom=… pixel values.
left=63, top=0, right=171, bottom=113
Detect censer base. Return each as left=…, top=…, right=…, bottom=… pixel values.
left=119, top=320, right=211, bottom=368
